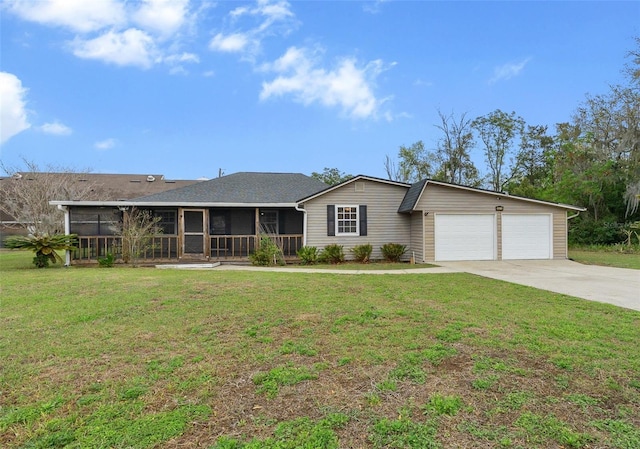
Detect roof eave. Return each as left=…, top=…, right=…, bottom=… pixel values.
left=50, top=200, right=298, bottom=208
left=420, top=180, right=587, bottom=212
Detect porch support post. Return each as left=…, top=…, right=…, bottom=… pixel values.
left=255, top=207, right=260, bottom=242
left=57, top=205, right=71, bottom=266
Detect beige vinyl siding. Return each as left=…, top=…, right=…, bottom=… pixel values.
left=424, top=212, right=435, bottom=261
left=302, top=180, right=411, bottom=260
left=409, top=212, right=424, bottom=263
left=553, top=212, right=568, bottom=259
left=417, top=184, right=569, bottom=260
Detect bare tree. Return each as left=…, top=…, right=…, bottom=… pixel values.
left=432, top=110, right=480, bottom=186
left=384, top=155, right=401, bottom=181
left=0, top=158, right=95, bottom=236
left=119, top=208, right=163, bottom=267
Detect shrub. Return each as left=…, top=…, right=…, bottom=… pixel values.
left=319, top=244, right=345, bottom=264
left=98, top=253, right=115, bottom=268
left=119, top=208, right=162, bottom=266
left=297, top=246, right=318, bottom=265
left=4, top=233, right=78, bottom=268
left=32, top=253, right=51, bottom=268
left=568, top=217, right=622, bottom=245
left=350, top=243, right=373, bottom=263
left=381, top=243, right=406, bottom=262
left=250, top=236, right=284, bottom=266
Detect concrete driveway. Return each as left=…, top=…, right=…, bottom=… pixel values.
left=437, top=260, right=640, bottom=312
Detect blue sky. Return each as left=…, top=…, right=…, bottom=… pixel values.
left=1, top=0, right=638, bottom=181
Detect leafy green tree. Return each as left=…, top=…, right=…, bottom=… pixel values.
left=386, top=141, right=432, bottom=183
left=310, top=167, right=352, bottom=186
left=569, top=38, right=640, bottom=218
left=505, top=125, right=555, bottom=199
left=471, top=109, right=525, bottom=192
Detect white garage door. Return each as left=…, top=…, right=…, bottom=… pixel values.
left=502, top=214, right=552, bottom=260
left=435, top=214, right=496, bottom=261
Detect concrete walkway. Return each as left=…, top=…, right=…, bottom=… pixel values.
left=436, top=260, right=640, bottom=312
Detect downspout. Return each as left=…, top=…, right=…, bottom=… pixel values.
left=57, top=205, right=71, bottom=266
left=295, top=203, right=307, bottom=247
left=566, top=211, right=582, bottom=260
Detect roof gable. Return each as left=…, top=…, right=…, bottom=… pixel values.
left=132, top=172, right=328, bottom=205
left=297, top=175, right=410, bottom=203
left=398, top=179, right=427, bottom=213
left=398, top=179, right=586, bottom=212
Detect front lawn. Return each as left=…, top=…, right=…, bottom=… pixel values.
left=290, top=261, right=437, bottom=270
left=1, top=250, right=639, bottom=448
left=569, top=248, right=640, bottom=269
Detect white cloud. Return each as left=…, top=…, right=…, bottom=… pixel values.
left=209, top=33, right=252, bottom=53
left=260, top=47, right=392, bottom=119
left=94, top=138, right=117, bottom=150
left=231, top=0, right=294, bottom=24
left=489, top=57, right=532, bottom=84
left=132, top=0, right=189, bottom=39
left=0, top=72, right=31, bottom=145
left=210, top=0, right=297, bottom=57
left=40, top=121, right=72, bottom=136
left=363, top=0, right=389, bottom=14
left=4, top=0, right=198, bottom=70
left=3, top=0, right=125, bottom=33
left=72, top=29, right=157, bottom=68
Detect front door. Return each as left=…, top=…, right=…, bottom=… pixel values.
left=183, top=209, right=206, bottom=256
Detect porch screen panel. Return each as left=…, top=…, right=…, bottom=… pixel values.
left=184, top=235, right=203, bottom=254
left=155, top=210, right=177, bottom=235
left=70, top=208, right=120, bottom=235
left=184, top=211, right=204, bottom=233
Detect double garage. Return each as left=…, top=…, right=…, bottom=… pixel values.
left=434, top=214, right=553, bottom=261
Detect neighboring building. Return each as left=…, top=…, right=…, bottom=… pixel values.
left=0, top=172, right=201, bottom=242
left=50, top=172, right=586, bottom=265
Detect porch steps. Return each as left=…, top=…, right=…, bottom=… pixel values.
left=155, top=262, right=221, bottom=269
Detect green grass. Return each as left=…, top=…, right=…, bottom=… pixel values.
left=569, top=248, right=640, bottom=269
left=1, top=249, right=639, bottom=448
left=289, top=261, right=437, bottom=270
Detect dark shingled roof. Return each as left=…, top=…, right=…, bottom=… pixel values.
left=131, top=172, right=328, bottom=204
left=398, top=179, right=427, bottom=213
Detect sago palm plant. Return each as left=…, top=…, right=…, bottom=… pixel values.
left=4, top=234, right=78, bottom=268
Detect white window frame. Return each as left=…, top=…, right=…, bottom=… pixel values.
left=336, top=205, right=359, bottom=236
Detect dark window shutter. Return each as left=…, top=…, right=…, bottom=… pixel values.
left=327, top=205, right=335, bottom=236
left=359, top=205, right=367, bottom=236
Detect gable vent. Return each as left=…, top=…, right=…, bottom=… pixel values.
left=355, top=182, right=365, bottom=192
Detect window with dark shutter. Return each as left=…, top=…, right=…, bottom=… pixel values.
left=327, top=205, right=335, bottom=236
left=359, top=205, right=367, bottom=236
